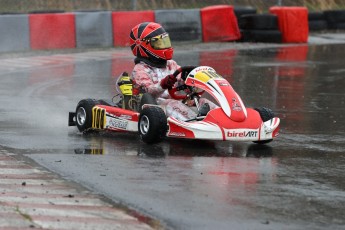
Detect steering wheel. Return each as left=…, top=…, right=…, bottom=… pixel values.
left=168, top=66, right=204, bottom=100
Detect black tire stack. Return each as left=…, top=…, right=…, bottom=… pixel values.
left=234, top=6, right=257, bottom=22
left=308, top=11, right=328, bottom=31
left=324, top=10, right=345, bottom=30
left=239, top=13, right=282, bottom=43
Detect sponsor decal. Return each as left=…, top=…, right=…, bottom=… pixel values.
left=231, top=98, right=242, bottom=111
left=194, top=66, right=215, bottom=73
left=227, top=131, right=257, bottom=138
left=108, top=117, right=128, bottom=129
left=92, top=107, right=105, bottom=129
left=219, top=82, right=229, bottom=86
left=169, top=132, right=186, bottom=137
left=119, top=114, right=132, bottom=120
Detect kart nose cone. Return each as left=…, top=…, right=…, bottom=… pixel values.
left=230, top=109, right=247, bottom=122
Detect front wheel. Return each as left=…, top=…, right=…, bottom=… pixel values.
left=75, top=99, right=99, bottom=132
left=255, top=107, right=274, bottom=122
left=139, top=106, right=167, bottom=144
left=253, top=139, right=273, bottom=145
left=253, top=107, right=275, bottom=144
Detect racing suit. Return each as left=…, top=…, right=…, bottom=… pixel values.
left=131, top=59, right=215, bottom=121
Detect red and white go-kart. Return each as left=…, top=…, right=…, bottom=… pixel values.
left=68, top=66, right=280, bottom=144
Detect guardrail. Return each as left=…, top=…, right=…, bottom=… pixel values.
left=0, top=6, right=344, bottom=53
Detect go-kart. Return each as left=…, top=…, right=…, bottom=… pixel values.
left=68, top=66, right=280, bottom=144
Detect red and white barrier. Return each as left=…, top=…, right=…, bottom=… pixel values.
left=270, top=7, right=309, bottom=43
left=112, top=11, right=155, bottom=47
left=0, top=5, right=315, bottom=53
left=29, top=13, right=76, bottom=50
left=200, top=5, right=241, bottom=42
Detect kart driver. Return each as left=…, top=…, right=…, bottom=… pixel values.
left=129, top=22, right=216, bottom=121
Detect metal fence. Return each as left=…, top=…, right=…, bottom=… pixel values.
left=0, top=0, right=344, bottom=13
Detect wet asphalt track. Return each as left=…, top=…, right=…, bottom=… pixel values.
left=0, top=38, right=345, bottom=229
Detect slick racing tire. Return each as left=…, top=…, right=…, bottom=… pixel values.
left=255, top=107, right=275, bottom=122
left=139, top=106, right=167, bottom=144
left=75, top=99, right=99, bottom=132
left=253, top=107, right=275, bottom=144
left=138, top=93, right=158, bottom=112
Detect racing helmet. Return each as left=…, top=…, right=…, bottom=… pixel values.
left=129, top=22, right=174, bottom=63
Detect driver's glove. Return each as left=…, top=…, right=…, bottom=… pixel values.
left=160, top=74, right=177, bottom=89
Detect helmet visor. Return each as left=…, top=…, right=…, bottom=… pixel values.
left=150, top=33, right=172, bottom=50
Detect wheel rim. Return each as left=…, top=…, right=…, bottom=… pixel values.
left=139, top=115, right=150, bottom=135
left=76, top=107, right=87, bottom=126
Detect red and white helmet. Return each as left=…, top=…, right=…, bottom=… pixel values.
left=129, top=22, right=174, bottom=63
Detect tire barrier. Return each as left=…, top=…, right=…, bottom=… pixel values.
left=200, top=5, right=241, bottom=42
left=241, top=30, right=282, bottom=43
left=75, top=11, right=112, bottom=48
left=155, top=9, right=202, bottom=42
left=239, top=14, right=282, bottom=43
left=324, top=10, right=345, bottom=30
left=112, top=11, right=155, bottom=46
left=239, top=14, right=278, bottom=30
left=234, top=6, right=257, bottom=27
left=2, top=5, right=345, bottom=53
left=234, top=6, right=257, bottom=19
left=308, top=12, right=328, bottom=31
left=270, top=7, right=309, bottom=43
left=0, top=14, right=30, bottom=52
left=29, top=13, right=76, bottom=50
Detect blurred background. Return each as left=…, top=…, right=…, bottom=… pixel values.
left=0, top=0, right=344, bottom=14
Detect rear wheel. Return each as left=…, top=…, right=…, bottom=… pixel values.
left=76, top=99, right=99, bottom=132
left=138, top=93, right=158, bottom=112
left=139, top=106, right=167, bottom=144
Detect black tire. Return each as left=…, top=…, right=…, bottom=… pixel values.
left=139, top=106, right=167, bottom=144
left=324, top=10, right=345, bottom=23
left=335, top=22, right=345, bottom=30
left=75, top=99, right=99, bottom=132
left=239, top=14, right=278, bottom=30
left=138, top=93, right=158, bottom=112
left=240, top=29, right=282, bottom=43
left=324, top=10, right=345, bottom=29
left=253, top=107, right=275, bottom=144
left=253, top=139, right=273, bottom=145
left=255, top=107, right=275, bottom=122
left=234, top=6, right=257, bottom=19
left=309, top=20, right=328, bottom=31
left=308, top=12, right=325, bottom=21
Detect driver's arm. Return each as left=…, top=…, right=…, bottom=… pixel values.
left=131, top=64, right=166, bottom=97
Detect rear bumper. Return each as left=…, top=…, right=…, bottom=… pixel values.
left=68, top=112, right=76, bottom=126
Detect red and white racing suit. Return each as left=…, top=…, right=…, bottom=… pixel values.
left=131, top=60, right=215, bottom=121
